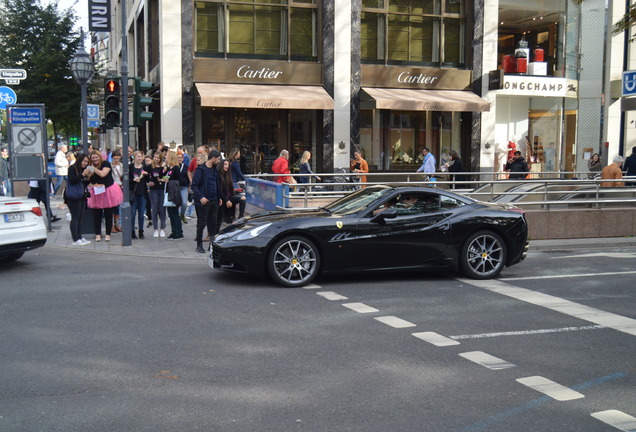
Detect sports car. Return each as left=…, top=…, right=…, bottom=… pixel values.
left=209, top=185, right=528, bottom=287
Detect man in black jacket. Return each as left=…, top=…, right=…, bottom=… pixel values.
left=623, top=146, right=636, bottom=186
left=505, top=151, right=529, bottom=180
left=191, top=150, right=222, bottom=253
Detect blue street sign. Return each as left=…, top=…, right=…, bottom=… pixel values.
left=623, top=70, right=636, bottom=97
left=10, top=107, right=42, bottom=124
left=87, top=103, right=100, bottom=120
left=0, top=86, right=17, bottom=109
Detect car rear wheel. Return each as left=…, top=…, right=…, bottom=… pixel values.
left=460, top=231, right=506, bottom=279
left=268, top=236, right=320, bottom=287
left=0, top=252, right=25, bottom=264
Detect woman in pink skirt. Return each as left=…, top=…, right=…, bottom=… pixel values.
left=87, top=150, right=124, bottom=242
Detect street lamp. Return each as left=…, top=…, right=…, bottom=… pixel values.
left=70, top=29, right=95, bottom=155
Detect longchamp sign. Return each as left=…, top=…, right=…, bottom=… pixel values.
left=497, top=75, right=578, bottom=98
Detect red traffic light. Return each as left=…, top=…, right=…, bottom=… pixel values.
left=105, top=79, right=119, bottom=93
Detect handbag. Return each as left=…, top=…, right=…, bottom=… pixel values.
left=65, top=168, right=86, bottom=200
left=163, top=185, right=176, bottom=207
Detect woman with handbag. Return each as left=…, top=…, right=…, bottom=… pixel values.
left=87, top=150, right=124, bottom=242
left=129, top=151, right=149, bottom=239
left=163, top=151, right=184, bottom=239
left=218, top=159, right=246, bottom=225
left=65, top=154, right=91, bottom=246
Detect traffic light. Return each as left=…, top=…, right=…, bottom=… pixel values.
left=133, top=77, right=154, bottom=127
left=104, top=77, right=121, bottom=127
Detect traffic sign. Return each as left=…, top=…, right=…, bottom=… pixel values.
left=87, top=103, right=100, bottom=127
left=0, top=69, right=27, bottom=84
left=622, top=70, right=636, bottom=97
left=0, top=86, right=17, bottom=109
left=8, top=105, right=45, bottom=155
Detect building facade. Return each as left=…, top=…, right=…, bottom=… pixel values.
left=97, top=0, right=630, bottom=176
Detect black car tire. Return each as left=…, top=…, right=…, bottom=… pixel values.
left=0, top=252, right=25, bottom=264
left=460, top=230, right=507, bottom=279
left=267, top=236, right=320, bottom=287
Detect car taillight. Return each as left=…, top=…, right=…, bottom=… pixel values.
left=31, top=207, right=43, bottom=217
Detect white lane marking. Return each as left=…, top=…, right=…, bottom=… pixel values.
left=516, top=376, right=585, bottom=401
left=316, top=291, right=348, bottom=301
left=342, top=303, right=379, bottom=314
left=461, top=278, right=636, bottom=337
left=591, top=410, right=636, bottom=431
left=554, top=252, right=636, bottom=259
left=500, top=270, right=636, bottom=281
left=459, top=351, right=516, bottom=370
left=303, top=283, right=321, bottom=290
left=450, top=325, right=604, bottom=340
left=412, top=331, right=460, bottom=346
left=375, top=316, right=416, bottom=328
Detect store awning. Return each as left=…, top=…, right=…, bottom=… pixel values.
left=196, top=83, right=334, bottom=110
left=361, top=87, right=490, bottom=112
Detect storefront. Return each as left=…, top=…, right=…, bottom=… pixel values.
left=194, top=59, right=332, bottom=174
left=358, top=65, right=489, bottom=173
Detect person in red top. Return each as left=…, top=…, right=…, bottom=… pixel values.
left=271, top=150, right=292, bottom=183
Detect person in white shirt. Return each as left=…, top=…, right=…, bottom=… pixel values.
left=416, top=147, right=436, bottom=178
left=53, top=144, right=69, bottom=195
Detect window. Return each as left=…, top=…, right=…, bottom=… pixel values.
left=195, top=0, right=318, bottom=61
left=361, top=0, right=465, bottom=66
left=440, top=194, right=465, bottom=209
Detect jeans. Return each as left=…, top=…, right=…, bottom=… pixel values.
left=67, top=199, right=86, bottom=242
left=167, top=206, right=183, bottom=236
left=53, top=175, right=66, bottom=194
left=179, top=186, right=189, bottom=216
left=195, top=201, right=219, bottom=242
left=131, top=194, right=146, bottom=232
left=148, top=189, right=166, bottom=229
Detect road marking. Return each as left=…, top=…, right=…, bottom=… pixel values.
left=591, top=410, right=636, bottom=431
left=554, top=252, right=636, bottom=259
left=450, top=325, right=604, bottom=340
left=516, top=376, right=585, bottom=401
left=500, top=270, right=636, bottom=281
left=374, top=316, right=416, bottom=328
left=412, top=331, right=460, bottom=346
left=315, top=291, right=348, bottom=301
left=459, top=351, right=516, bottom=370
left=342, top=302, right=379, bottom=314
left=458, top=373, right=625, bottom=432
left=303, top=283, right=321, bottom=290
left=461, top=278, right=636, bottom=337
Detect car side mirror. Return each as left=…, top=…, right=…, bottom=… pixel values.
left=370, top=208, right=397, bottom=224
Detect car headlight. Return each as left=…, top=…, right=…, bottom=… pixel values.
left=234, top=223, right=272, bottom=241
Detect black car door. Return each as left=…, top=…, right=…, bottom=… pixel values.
left=348, top=192, right=453, bottom=270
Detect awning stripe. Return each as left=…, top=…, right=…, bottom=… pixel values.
left=196, top=83, right=334, bottom=110
left=361, top=87, right=490, bottom=112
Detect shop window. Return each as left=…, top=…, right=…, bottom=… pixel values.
left=497, top=0, right=579, bottom=79
left=361, top=0, right=466, bottom=67
left=195, top=0, right=318, bottom=61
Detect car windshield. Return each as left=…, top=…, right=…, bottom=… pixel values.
left=324, top=185, right=394, bottom=215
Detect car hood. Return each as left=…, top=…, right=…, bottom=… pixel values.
left=221, top=209, right=333, bottom=232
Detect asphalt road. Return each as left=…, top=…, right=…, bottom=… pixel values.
left=1, top=245, right=635, bottom=431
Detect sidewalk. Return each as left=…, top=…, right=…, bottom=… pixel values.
left=42, top=195, right=259, bottom=259
left=41, top=195, right=636, bottom=258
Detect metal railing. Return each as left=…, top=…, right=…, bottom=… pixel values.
left=248, top=171, right=636, bottom=210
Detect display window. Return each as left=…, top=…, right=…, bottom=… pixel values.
left=200, top=108, right=320, bottom=174
left=497, top=0, right=579, bottom=79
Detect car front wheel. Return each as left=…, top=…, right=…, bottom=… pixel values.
left=267, top=236, right=320, bottom=287
left=460, top=231, right=506, bottom=279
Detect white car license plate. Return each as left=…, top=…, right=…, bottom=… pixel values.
left=4, top=213, right=25, bottom=223
left=207, top=243, right=214, bottom=268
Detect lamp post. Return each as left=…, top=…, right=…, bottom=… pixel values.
left=70, top=29, right=95, bottom=155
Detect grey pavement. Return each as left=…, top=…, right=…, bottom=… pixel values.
left=39, top=195, right=636, bottom=258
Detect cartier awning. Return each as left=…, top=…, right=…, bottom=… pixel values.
left=196, top=83, right=334, bottom=110
left=360, top=87, right=490, bottom=112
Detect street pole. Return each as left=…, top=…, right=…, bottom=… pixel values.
left=81, top=81, right=89, bottom=155
left=120, top=0, right=132, bottom=246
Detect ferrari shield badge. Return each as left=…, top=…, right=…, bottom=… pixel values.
left=336, top=221, right=343, bottom=229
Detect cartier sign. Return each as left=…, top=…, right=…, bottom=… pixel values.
left=194, top=59, right=322, bottom=85
left=362, top=65, right=473, bottom=90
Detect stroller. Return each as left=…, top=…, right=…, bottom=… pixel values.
left=322, top=168, right=357, bottom=191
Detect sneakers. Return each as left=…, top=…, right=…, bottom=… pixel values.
left=153, top=230, right=159, bottom=238
left=80, top=238, right=91, bottom=245
left=195, top=245, right=205, bottom=253
left=147, top=221, right=153, bottom=228
left=160, top=230, right=166, bottom=238
left=72, top=240, right=85, bottom=246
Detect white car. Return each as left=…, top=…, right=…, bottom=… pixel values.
left=0, top=196, right=47, bottom=263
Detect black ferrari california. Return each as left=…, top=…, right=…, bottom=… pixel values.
left=208, top=185, right=528, bottom=287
